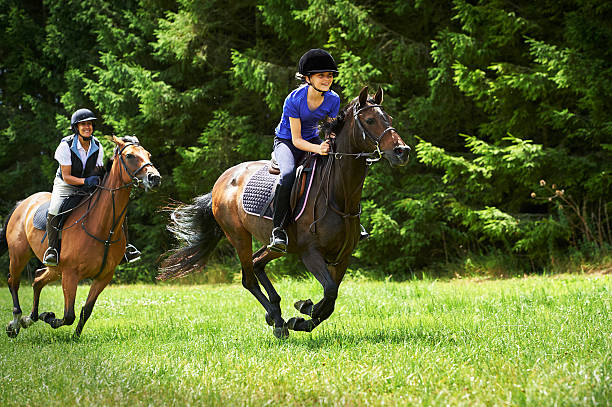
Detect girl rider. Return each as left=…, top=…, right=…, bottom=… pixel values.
left=43, top=108, right=141, bottom=266
left=268, top=49, right=339, bottom=253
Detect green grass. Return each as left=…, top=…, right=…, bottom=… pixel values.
left=0, top=274, right=610, bottom=406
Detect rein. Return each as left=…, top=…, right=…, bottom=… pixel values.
left=79, top=142, right=152, bottom=278
left=311, top=102, right=394, bottom=265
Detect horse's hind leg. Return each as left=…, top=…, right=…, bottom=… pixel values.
left=39, top=271, right=77, bottom=330
left=5, top=250, right=31, bottom=338
left=74, top=274, right=112, bottom=338
left=252, top=246, right=284, bottom=327
left=230, top=232, right=288, bottom=338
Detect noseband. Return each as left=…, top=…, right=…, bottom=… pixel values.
left=117, top=142, right=154, bottom=187
left=331, top=103, right=396, bottom=164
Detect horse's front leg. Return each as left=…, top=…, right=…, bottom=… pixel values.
left=39, top=271, right=78, bottom=330
left=287, top=248, right=344, bottom=332
left=74, top=273, right=113, bottom=338
left=26, top=266, right=59, bottom=327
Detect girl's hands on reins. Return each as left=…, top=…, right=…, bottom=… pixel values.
left=319, top=140, right=331, bottom=155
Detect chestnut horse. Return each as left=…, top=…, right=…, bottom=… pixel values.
left=159, top=87, right=409, bottom=338
left=1, top=136, right=161, bottom=338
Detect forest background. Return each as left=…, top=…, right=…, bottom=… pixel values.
left=1, top=0, right=610, bottom=283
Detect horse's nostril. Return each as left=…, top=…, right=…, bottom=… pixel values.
left=392, top=146, right=410, bottom=163
left=394, top=146, right=409, bottom=156
left=148, top=173, right=161, bottom=186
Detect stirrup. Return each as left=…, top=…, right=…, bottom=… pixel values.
left=268, top=227, right=288, bottom=253
left=124, top=244, right=141, bottom=263
left=43, top=247, right=59, bottom=267
left=359, top=224, right=369, bottom=241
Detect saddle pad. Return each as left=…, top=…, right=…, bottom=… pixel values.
left=242, top=160, right=318, bottom=221
left=242, top=165, right=277, bottom=219
left=33, top=201, right=51, bottom=230
left=32, top=194, right=88, bottom=231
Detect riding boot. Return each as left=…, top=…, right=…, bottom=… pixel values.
left=43, top=214, right=61, bottom=266
left=268, top=183, right=292, bottom=253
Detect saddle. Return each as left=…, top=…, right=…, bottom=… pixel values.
left=242, top=154, right=318, bottom=221
left=34, top=194, right=89, bottom=242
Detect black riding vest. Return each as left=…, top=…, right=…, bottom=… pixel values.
left=56, top=135, right=101, bottom=180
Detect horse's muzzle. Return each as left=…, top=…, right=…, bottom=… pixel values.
left=146, top=172, right=162, bottom=188
left=386, top=145, right=410, bottom=166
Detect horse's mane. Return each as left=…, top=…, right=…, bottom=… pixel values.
left=318, top=97, right=376, bottom=138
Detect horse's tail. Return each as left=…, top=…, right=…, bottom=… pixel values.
left=0, top=203, right=19, bottom=257
left=157, top=192, right=224, bottom=280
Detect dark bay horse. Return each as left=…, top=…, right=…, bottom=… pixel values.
left=1, top=136, right=161, bottom=338
left=159, top=87, right=409, bottom=338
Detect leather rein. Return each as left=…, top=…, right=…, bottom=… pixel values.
left=312, top=103, right=396, bottom=265
left=78, top=142, right=153, bottom=278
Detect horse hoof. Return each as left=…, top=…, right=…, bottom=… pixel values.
left=286, top=317, right=304, bottom=331
left=273, top=325, right=289, bottom=339
left=39, top=312, right=56, bottom=324
left=5, top=323, right=19, bottom=338
left=265, top=312, right=274, bottom=326
left=20, top=315, right=35, bottom=329
left=294, top=299, right=313, bottom=316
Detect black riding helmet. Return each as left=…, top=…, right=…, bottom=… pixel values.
left=298, top=49, right=339, bottom=76
left=70, top=108, right=97, bottom=139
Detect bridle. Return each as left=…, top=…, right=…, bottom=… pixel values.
left=312, top=102, right=396, bottom=265
left=116, top=142, right=154, bottom=188
left=330, top=103, right=397, bottom=165
left=79, top=141, right=154, bottom=278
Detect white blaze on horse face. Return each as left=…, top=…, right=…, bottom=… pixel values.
left=374, top=106, right=387, bottom=129
left=363, top=106, right=388, bottom=142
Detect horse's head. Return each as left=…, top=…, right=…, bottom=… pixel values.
left=350, top=86, right=410, bottom=167
left=111, top=135, right=162, bottom=190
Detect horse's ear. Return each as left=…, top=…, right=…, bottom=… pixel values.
left=112, top=135, right=125, bottom=148
left=374, top=87, right=383, bottom=105
left=358, top=86, right=368, bottom=108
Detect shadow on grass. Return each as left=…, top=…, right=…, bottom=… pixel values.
left=270, top=324, right=476, bottom=351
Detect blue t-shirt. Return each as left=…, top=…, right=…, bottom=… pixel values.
left=275, top=85, right=341, bottom=141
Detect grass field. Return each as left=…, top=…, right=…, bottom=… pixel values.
left=0, top=273, right=610, bottom=406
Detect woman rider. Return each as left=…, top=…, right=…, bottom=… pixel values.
left=267, top=49, right=340, bottom=253
left=43, top=108, right=141, bottom=266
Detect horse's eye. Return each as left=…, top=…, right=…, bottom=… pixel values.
left=126, top=153, right=135, bottom=159
left=366, top=118, right=375, bottom=125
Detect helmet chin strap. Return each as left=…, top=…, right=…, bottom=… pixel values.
left=76, top=132, right=93, bottom=142
left=307, top=78, right=328, bottom=94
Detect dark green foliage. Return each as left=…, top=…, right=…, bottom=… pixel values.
left=1, top=0, right=610, bottom=280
